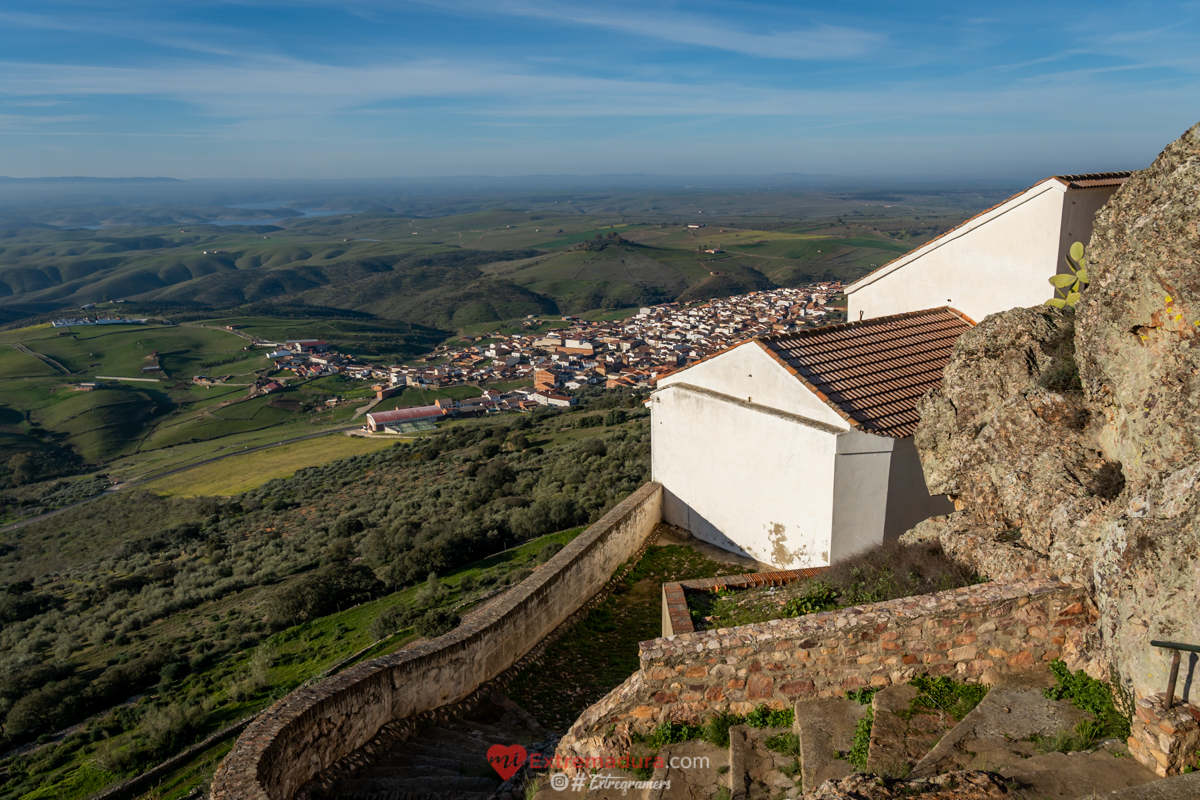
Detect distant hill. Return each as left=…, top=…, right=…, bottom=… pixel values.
left=0, top=177, right=182, bottom=184
left=0, top=211, right=932, bottom=331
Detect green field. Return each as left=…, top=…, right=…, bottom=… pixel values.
left=0, top=204, right=944, bottom=330
left=145, top=435, right=395, bottom=496
left=0, top=347, right=59, bottom=378
left=373, top=384, right=483, bottom=411
left=0, top=321, right=376, bottom=470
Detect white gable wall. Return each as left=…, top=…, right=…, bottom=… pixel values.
left=656, top=341, right=850, bottom=431
left=847, top=180, right=1068, bottom=323
left=651, top=383, right=840, bottom=568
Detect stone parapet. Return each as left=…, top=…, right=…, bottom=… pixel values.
left=559, top=578, right=1096, bottom=770
left=662, top=567, right=830, bottom=637
left=662, top=583, right=691, bottom=637
left=211, top=482, right=664, bottom=800
left=1128, top=693, right=1200, bottom=777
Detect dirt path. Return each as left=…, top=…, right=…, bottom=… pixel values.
left=11, top=342, right=71, bottom=375
left=179, top=321, right=257, bottom=342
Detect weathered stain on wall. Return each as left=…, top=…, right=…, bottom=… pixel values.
left=210, top=482, right=664, bottom=800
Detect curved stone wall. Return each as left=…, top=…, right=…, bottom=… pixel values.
left=211, top=482, right=664, bottom=800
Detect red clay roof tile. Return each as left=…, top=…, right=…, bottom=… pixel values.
left=758, top=307, right=973, bottom=437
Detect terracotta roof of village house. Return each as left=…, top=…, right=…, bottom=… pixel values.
left=756, top=307, right=974, bottom=438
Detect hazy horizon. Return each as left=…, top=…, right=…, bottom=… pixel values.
left=1, top=1, right=1196, bottom=180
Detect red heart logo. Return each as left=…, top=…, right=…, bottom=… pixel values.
left=487, top=744, right=527, bottom=780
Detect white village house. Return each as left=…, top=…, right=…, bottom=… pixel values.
left=846, top=172, right=1130, bottom=323
left=650, top=307, right=969, bottom=568
left=650, top=172, right=1129, bottom=568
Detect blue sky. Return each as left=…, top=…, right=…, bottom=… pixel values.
left=0, top=1, right=1197, bottom=179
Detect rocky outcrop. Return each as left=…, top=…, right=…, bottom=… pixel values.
left=912, top=306, right=1121, bottom=587
left=904, top=122, right=1200, bottom=698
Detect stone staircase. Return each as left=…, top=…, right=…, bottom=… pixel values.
left=549, top=724, right=800, bottom=800
left=330, top=668, right=1173, bottom=800
left=546, top=666, right=1169, bottom=799
left=796, top=667, right=1160, bottom=799
left=327, top=693, right=546, bottom=800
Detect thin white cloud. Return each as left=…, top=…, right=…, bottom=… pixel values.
left=0, top=55, right=1193, bottom=126
left=409, top=0, right=883, bottom=60
left=0, top=9, right=285, bottom=62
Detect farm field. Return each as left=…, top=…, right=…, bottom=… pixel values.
left=0, top=346, right=59, bottom=378
left=144, top=434, right=395, bottom=496
left=0, top=322, right=249, bottom=379
left=100, top=417, right=353, bottom=483
left=371, top=384, right=483, bottom=411
left=0, top=321, right=376, bottom=479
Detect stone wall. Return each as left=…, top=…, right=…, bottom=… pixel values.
left=558, top=578, right=1094, bottom=765
left=1128, top=694, right=1200, bottom=777
left=210, top=482, right=664, bottom=800
left=662, top=567, right=829, bottom=637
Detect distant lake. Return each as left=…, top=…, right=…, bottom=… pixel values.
left=207, top=205, right=361, bottom=226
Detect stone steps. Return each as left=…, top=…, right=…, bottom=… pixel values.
left=910, top=668, right=1085, bottom=778
left=419, top=726, right=499, bottom=755
left=785, top=666, right=1162, bottom=799
left=325, top=691, right=554, bottom=800
left=371, top=753, right=475, bottom=771
left=865, top=683, right=957, bottom=777
left=793, top=697, right=869, bottom=793
left=727, top=725, right=802, bottom=799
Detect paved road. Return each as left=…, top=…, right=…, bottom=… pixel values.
left=0, top=424, right=360, bottom=534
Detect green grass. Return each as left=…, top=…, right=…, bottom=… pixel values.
left=20, top=325, right=246, bottom=379
left=26, top=385, right=170, bottom=462
left=0, top=347, right=59, bottom=378
left=505, top=544, right=747, bottom=730
left=373, top=385, right=481, bottom=411
left=906, top=675, right=988, bottom=722
left=144, top=435, right=397, bottom=496
left=1042, top=659, right=1132, bottom=740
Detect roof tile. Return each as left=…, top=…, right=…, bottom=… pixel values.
left=759, top=307, right=973, bottom=437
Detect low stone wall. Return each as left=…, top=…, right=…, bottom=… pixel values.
left=559, top=578, right=1096, bottom=765
left=662, top=567, right=830, bottom=636
left=211, top=482, right=664, bottom=800
left=1128, top=693, right=1200, bottom=777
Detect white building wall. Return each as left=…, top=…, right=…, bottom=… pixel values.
left=847, top=181, right=1069, bottom=323
left=656, top=342, right=850, bottom=430
left=651, top=383, right=839, bottom=568
left=830, top=430, right=895, bottom=561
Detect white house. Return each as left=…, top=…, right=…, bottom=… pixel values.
left=846, top=173, right=1130, bottom=323
left=650, top=307, right=971, bottom=568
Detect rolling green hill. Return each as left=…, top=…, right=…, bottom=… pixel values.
left=0, top=210, right=934, bottom=476
left=0, top=214, right=918, bottom=331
